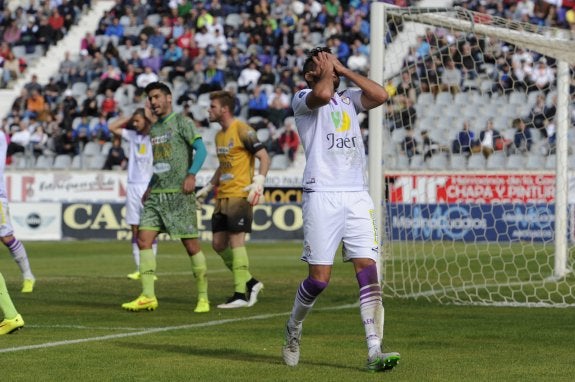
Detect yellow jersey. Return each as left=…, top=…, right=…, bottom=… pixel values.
left=214, top=119, right=266, bottom=198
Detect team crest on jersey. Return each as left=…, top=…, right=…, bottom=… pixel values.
left=228, top=139, right=234, bottom=148
left=341, top=96, right=351, bottom=105
left=332, top=111, right=351, bottom=132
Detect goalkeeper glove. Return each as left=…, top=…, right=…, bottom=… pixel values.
left=243, top=174, right=265, bottom=206
left=195, top=183, right=214, bottom=209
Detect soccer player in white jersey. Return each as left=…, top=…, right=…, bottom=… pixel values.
left=0, top=131, right=35, bottom=293
left=282, top=47, right=400, bottom=372
left=108, top=108, right=157, bottom=280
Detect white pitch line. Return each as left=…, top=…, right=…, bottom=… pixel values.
left=0, top=303, right=359, bottom=354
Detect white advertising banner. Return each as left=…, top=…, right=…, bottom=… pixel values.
left=10, top=202, right=62, bottom=240
left=4, top=170, right=303, bottom=202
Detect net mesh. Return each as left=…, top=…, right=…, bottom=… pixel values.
left=380, top=6, right=575, bottom=307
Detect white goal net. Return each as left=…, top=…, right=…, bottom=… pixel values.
left=373, top=4, right=575, bottom=307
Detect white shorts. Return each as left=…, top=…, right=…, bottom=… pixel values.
left=125, top=183, right=148, bottom=226
left=301, top=191, right=379, bottom=265
left=0, top=197, right=15, bottom=237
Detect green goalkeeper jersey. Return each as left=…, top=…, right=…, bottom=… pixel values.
left=149, top=112, right=201, bottom=193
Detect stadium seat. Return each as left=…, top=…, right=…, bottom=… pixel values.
left=72, top=82, right=88, bottom=97
left=394, top=155, right=410, bottom=170
left=427, top=154, right=448, bottom=170
left=449, top=154, right=467, bottom=170
left=53, top=154, right=72, bottom=169
left=416, top=92, right=434, bottom=106
left=100, top=141, right=113, bottom=155
left=545, top=154, right=557, bottom=169
left=83, top=141, right=102, bottom=157
left=86, top=154, right=108, bottom=170
left=435, top=92, right=452, bottom=105
left=506, top=154, right=525, bottom=169
left=409, top=155, right=425, bottom=169
left=486, top=152, right=507, bottom=170
left=467, top=154, right=486, bottom=170
left=270, top=154, right=289, bottom=170
left=35, top=155, right=54, bottom=169
left=525, top=154, right=544, bottom=169
left=508, top=91, right=527, bottom=105
left=256, top=128, right=270, bottom=143
left=71, top=155, right=83, bottom=169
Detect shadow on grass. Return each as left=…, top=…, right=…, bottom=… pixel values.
left=114, top=341, right=363, bottom=371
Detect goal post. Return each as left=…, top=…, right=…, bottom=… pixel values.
left=369, top=3, right=575, bottom=307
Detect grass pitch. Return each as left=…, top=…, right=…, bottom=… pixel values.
left=0, top=241, right=574, bottom=382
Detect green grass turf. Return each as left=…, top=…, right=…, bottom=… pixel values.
left=0, top=241, right=574, bottom=381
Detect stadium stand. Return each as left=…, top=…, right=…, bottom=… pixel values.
left=1, top=0, right=573, bottom=173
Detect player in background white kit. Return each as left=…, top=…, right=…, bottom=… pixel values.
left=108, top=108, right=157, bottom=280
left=0, top=131, right=35, bottom=293
left=282, top=47, right=400, bottom=372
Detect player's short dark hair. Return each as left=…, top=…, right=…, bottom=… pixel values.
left=210, top=90, right=235, bottom=112
left=144, top=81, right=171, bottom=96
left=302, top=46, right=332, bottom=75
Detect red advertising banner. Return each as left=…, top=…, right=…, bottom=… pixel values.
left=388, top=174, right=556, bottom=204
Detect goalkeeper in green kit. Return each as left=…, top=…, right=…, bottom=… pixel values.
left=122, top=82, right=210, bottom=314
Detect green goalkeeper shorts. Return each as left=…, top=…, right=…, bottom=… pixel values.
left=140, top=192, right=199, bottom=239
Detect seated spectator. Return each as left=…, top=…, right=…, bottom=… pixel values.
left=511, top=118, right=533, bottom=154
left=162, top=40, right=183, bottom=69
left=136, top=66, right=159, bottom=90
left=98, top=65, right=123, bottom=94
left=401, top=128, right=419, bottom=159
left=421, top=130, right=448, bottom=161
left=276, top=118, right=300, bottom=163
left=478, top=119, right=506, bottom=159
left=238, top=60, right=261, bottom=92
left=100, top=89, right=118, bottom=119
left=61, top=89, right=78, bottom=129
left=452, top=120, right=475, bottom=156
left=73, top=115, right=91, bottom=145
left=91, top=113, right=111, bottom=143
left=168, top=48, right=193, bottom=83
left=81, top=89, right=99, bottom=118
left=43, top=77, right=60, bottom=106
left=25, top=89, right=46, bottom=120
left=29, top=123, right=48, bottom=157
left=247, top=85, right=269, bottom=119
left=102, top=136, right=127, bottom=170
left=55, top=128, right=78, bottom=156
left=48, top=8, right=66, bottom=41
left=267, top=86, right=290, bottom=128
left=1, top=52, right=21, bottom=88
left=529, top=57, right=554, bottom=94
left=347, top=47, right=369, bottom=76
left=440, top=57, right=462, bottom=94
left=196, top=59, right=225, bottom=95
left=7, top=121, right=31, bottom=157
left=258, top=63, right=276, bottom=86
left=122, top=64, right=138, bottom=86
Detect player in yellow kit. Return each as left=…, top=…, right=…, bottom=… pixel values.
left=196, top=90, right=270, bottom=308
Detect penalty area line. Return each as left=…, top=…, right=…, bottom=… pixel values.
left=0, top=303, right=359, bottom=354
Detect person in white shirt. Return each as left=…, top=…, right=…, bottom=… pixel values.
left=136, top=66, right=159, bottom=90
left=237, top=60, right=261, bottom=92
left=108, top=108, right=157, bottom=280
left=0, top=131, right=35, bottom=294
left=282, top=47, right=400, bottom=372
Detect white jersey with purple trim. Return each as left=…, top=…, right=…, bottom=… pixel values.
left=0, top=131, right=8, bottom=199
left=122, top=129, right=153, bottom=184
left=292, top=88, right=368, bottom=192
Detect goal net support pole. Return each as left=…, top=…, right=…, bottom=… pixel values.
left=369, top=3, right=574, bottom=304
